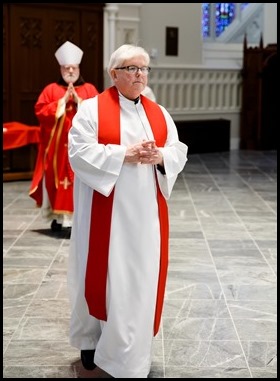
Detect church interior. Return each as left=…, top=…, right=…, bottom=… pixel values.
left=3, top=3, right=277, bottom=378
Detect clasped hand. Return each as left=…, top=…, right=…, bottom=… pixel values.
left=64, top=83, right=79, bottom=103
left=125, top=140, right=163, bottom=166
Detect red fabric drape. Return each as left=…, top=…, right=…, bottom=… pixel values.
left=3, top=122, right=40, bottom=150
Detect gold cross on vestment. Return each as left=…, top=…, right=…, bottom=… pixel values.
left=60, top=177, right=71, bottom=189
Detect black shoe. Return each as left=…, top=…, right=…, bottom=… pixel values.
left=65, top=227, right=72, bottom=239
left=81, top=349, right=96, bottom=370
left=50, top=219, right=62, bottom=232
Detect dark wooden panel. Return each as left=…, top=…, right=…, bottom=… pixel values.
left=175, top=119, right=230, bottom=154
left=260, top=52, right=277, bottom=150
left=3, top=3, right=104, bottom=180
left=3, top=145, right=38, bottom=181
left=3, top=4, right=10, bottom=122
left=9, top=5, right=81, bottom=125
left=4, top=3, right=104, bottom=125
left=80, top=10, right=104, bottom=92
left=240, top=38, right=277, bottom=150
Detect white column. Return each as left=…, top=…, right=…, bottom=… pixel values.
left=104, top=3, right=119, bottom=65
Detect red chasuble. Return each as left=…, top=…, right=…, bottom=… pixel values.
left=29, top=82, right=98, bottom=211
left=85, top=86, right=169, bottom=335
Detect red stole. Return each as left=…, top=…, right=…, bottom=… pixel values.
left=85, top=86, right=169, bottom=335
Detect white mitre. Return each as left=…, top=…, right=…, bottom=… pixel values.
left=55, top=41, right=83, bottom=66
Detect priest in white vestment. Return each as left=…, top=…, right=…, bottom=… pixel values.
left=67, top=44, right=188, bottom=378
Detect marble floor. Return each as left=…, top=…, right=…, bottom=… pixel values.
left=3, top=150, right=277, bottom=378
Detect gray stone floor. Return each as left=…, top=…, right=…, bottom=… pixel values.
left=3, top=150, right=277, bottom=378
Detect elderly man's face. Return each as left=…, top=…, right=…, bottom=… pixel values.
left=112, top=56, right=149, bottom=101
left=60, top=65, right=80, bottom=84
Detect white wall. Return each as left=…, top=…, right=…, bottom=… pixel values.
left=263, top=3, right=277, bottom=45
left=104, top=3, right=277, bottom=68
left=103, top=3, right=277, bottom=150
left=139, top=4, right=202, bottom=66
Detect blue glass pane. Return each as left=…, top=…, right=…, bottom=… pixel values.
left=202, top=3, right=250, bottom=39
left=215, top=3, right=235, bottom=37
left=202, top=3, right=211, bottom=38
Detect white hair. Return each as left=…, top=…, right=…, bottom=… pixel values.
left=107, top=44, right=150, bottom=81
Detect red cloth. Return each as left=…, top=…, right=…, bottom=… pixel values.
left=29, top=82, right=99, bottom=211
left=85, top=86, right=169, bottom=336
left=3, top=122, right=40, bottom=150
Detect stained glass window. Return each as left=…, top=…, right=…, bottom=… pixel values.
left=202, top=3, right=250, bottom=39
left=202, top=3, right=211, bottom=38
left=215, top=3, right=235, bottom=37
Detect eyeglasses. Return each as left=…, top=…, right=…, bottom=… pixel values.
left=115, top=66, right=151, bottom=75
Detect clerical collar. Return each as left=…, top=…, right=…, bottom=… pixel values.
left=133, top=97, right=140, bottom=104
